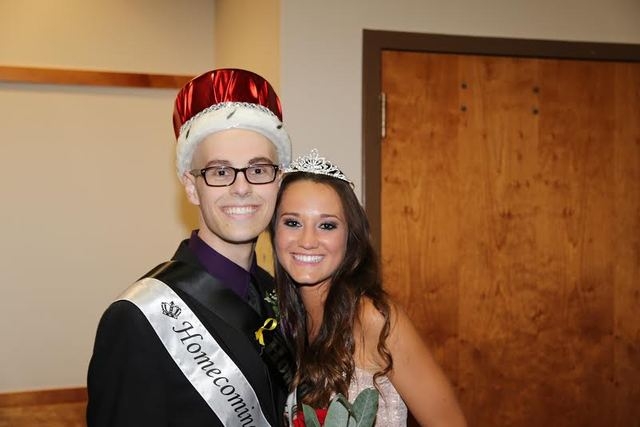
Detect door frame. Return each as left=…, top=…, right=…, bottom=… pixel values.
left=362, top=29, right=640, bottom=253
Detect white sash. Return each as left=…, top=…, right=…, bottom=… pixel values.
left=119, top=278, right=272, bottom=427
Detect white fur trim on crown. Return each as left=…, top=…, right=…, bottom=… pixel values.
left=176, top=102, right=292, bottom=177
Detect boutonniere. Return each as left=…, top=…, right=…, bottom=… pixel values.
left=255, top=317, right=278, bottom=346
left=254, top=289, right=295, bottom=387
left=255, top=290, right=280, bottom=347
left=264, top=289, right=279, bottom=317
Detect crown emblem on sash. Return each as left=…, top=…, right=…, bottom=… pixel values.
left=161, top=301, right=182, bottom=319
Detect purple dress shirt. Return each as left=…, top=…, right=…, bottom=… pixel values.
left=187, top=230, right=259, bottom=301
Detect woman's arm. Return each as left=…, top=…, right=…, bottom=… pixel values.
left=385, top=302, right=467, bottom=427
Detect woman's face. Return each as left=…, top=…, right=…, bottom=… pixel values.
left=274, top=180, right=348, bottom=289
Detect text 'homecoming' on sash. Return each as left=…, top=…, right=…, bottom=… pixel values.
left=119, top=278, right=271, bottom=427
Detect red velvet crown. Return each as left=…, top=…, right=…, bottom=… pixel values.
left=171, top=68, right=291, bottom=177
left=172, top=68, right=283, bottom=138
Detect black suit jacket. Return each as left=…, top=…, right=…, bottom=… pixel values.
left=87, top=240, right=286, bottom=426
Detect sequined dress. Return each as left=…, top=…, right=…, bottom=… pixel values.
left=348, top=366, right=408, bottom=426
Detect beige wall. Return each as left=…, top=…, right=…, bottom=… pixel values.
left=214, top=0, right=280, bottom=91
left=0, top=0, right=215, bottom=75
left=0, top=0, right=214, bottom=391
left=280, top=0, right=640, bottom=199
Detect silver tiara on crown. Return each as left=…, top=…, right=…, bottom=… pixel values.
left=284, top=149, right=352, bottom=184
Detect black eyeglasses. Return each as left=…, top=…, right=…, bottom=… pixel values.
left=190, top=164, right=280, bottom=187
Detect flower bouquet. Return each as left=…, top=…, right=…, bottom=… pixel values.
left=292, top=388, right=379, bottom=427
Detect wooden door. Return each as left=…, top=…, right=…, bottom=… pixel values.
left=381, top=50, right=640, bottom=426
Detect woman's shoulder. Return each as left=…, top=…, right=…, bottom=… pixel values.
left=354, top=296, right=397, bottom=368
left=358, top=296, right=406, bottom=331
left=357, top=296, right=389, bottom=332
left=358, top=296, right=425, bottom=354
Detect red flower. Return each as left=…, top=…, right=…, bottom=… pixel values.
left=315, top=408, right=328, bottom=424
left=292, top=408, right=329, bottom=426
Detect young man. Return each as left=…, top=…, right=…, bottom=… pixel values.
left=87, top=69, right=292, bottom=427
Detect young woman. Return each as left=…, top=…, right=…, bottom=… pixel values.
left=271, top=150, right=466, bottom=426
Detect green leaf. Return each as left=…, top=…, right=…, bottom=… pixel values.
left=324, top=394, right=352, bottom=426
left=332, top=393, right=353, bottom=412
left=302, top=403, right=322, bottom=427
left=352, top=388, right=379, bottom=427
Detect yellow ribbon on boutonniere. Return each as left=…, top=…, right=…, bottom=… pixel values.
left=255, top=317, right=278, bottom=346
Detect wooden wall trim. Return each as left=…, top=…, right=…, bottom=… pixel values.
left=0, top=65, right=193, bottom=89
left=0, top=387, right=87, bottom=407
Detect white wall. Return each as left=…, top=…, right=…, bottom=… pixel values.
left=280, top=0, right=640, bottom=199
left=0, top=0, right=214, bottom=391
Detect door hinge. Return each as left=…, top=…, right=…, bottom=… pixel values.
left=380, top=92, right=386, bottom=139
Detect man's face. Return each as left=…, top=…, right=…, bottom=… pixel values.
left=182, top=129, right=280, bottom=251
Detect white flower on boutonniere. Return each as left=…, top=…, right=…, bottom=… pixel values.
left=264, top=289, right=279, bottom=318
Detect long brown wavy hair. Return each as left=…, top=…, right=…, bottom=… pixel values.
left=270, top=172, right=393, bottom=408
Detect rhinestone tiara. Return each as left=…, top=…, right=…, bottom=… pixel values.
left=284, top=149, right=352, bottom=184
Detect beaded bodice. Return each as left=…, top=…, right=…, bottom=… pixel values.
left=348, top=367, right=408, bottom=426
